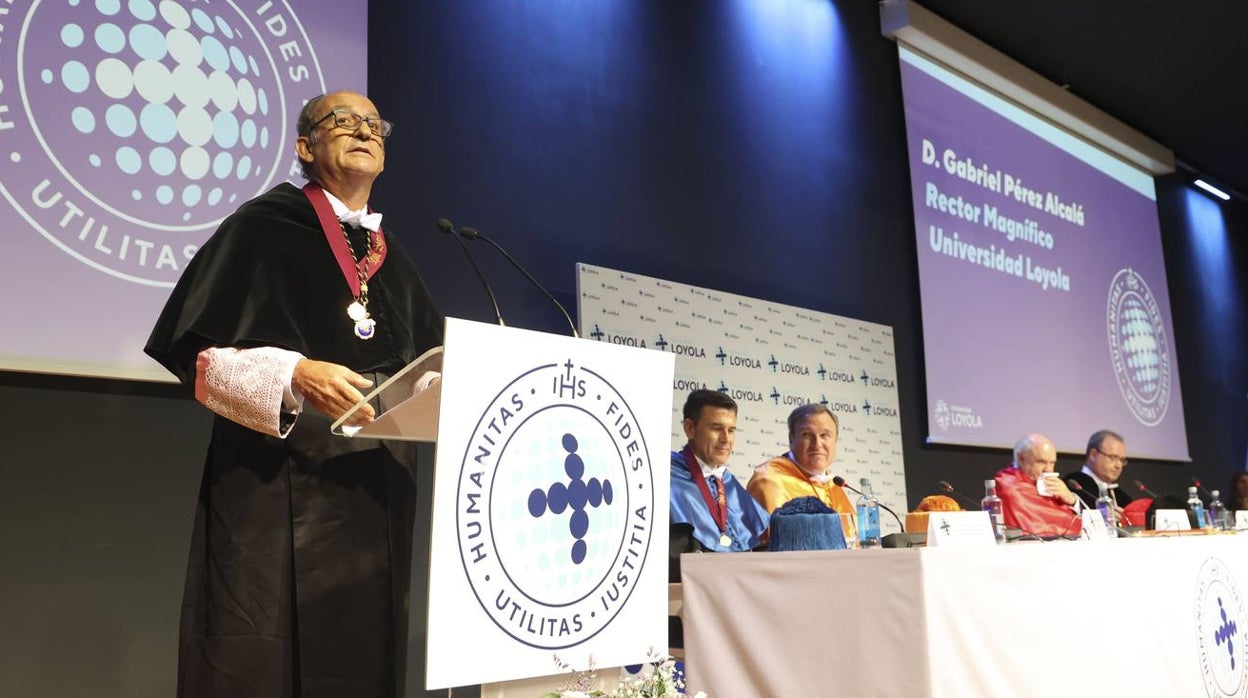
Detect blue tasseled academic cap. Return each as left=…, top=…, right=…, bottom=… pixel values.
left=768, top=496, right=848, bottom=551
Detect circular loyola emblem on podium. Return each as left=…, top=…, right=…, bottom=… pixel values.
left=1196, top=557, right=1247, bottom=697
left=2, top=0, right=324, bottom=286
left=1106, top=268, right=1172, bottom=426
left=455, top=359, right=656, bottom=649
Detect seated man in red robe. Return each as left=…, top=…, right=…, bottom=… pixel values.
left=994, top=433, right=1081, bottom=537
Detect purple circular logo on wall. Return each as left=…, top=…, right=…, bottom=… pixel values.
left=3, top=0, right=325, bottom=286
left=1106, top=268, right=1172, bottom=426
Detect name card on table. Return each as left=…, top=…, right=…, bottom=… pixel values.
left=1237, top=511, right=1248, bottom=531
left=1080, top=510, right=1111, bottom=541
left=926, top=511, right=996, bottom=547
left=1153, top=509, right=1191, bottom=532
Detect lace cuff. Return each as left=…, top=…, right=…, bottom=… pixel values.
left=194, top=346, right=305, bottom=437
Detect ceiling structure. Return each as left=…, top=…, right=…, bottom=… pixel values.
left=915, top=1, right=1248, bottom=201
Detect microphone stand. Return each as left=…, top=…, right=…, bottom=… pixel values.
left=436, top=219, right=505, bottom=326
left=937, top=480, right=980, bottom=510
left=834, top=476, right=910, bottom=548
left=1134, top=479, right=1159, bottom=498
left=1192, top=479, right=1213, bottom=502
left=459, top=227, right=580, bottom=337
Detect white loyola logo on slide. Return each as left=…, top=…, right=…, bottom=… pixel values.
left=1106, top=268, right=1171, bottom=426
left=2, top=0, right=324, bottom=286
left=931, top=399, right=981, bottom=431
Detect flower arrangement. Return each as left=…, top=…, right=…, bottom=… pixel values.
left=541, top=651, right=706, bottom=698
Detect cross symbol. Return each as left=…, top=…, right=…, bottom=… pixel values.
left=1215, top=597, right=1239, bottom=669
left=527, top=433, right=614, bottom=565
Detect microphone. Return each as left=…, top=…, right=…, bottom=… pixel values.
left=437, top=219, right=505, bottom=327
left=458, top=227, right=580, bottom=337
left=833, top=476, right=903, bottom=536
left=1134, top=479, right=1159, bottom=498
left=937, top=480, right=979, bottom=510
left=1192, top=478, right=1212, bottom=500
left=1066, top=479, right=1093, bottom=508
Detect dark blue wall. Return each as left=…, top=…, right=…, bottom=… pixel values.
left=367, top=0, right=1248, bottom=500
left=1, top=2, right=1246, bottom=693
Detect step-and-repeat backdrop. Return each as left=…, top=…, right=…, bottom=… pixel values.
left=577, top=264, right=907, bottom=530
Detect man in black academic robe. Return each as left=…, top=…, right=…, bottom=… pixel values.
left=1062, top=429, right=1133, bottom=514
left=146, top=91, right=442, bottom=698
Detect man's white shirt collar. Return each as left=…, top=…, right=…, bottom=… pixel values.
left=691, top=453, right=727, bottom=481
left=322, top=187, right=382, bottom=232
left=789, top=450, right=834, bottom=484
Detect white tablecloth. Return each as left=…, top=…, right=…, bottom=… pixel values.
left=680, top=535, right=1248, bottom=698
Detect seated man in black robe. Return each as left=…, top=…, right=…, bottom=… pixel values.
left=1062, top=429, right=1132, bottom=521
left=146, top=90, right=443, bottom=698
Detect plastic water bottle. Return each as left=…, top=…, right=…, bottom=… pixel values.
left=1096, top=483, right=1116, bottom=538
left=981, top=479, right=1005, bottom=544
left=856, top=478, right=881, bottom=548
left=1188, top=486, right=1209, bottom=529
left=1210, top=490, right=1229, bottom=530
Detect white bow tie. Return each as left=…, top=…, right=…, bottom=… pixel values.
left=701, top=464, right=727, bottom=480
left=340, top=209, right=383, bottom=232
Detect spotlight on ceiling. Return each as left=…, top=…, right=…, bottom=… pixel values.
left=1194, top=179, right=1230, bottom=201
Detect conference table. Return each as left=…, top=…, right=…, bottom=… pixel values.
left=680, top=534, right=1248, bottom=698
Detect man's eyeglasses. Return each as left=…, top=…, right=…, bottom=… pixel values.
left=311, top=109, right=393, bottom=138
left=1093, top=448, right=1127, bottom=467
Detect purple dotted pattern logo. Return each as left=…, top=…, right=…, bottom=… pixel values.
left=1107, top=268, right=1172, bottom=426
left=4, top=0, right=326, bottom=286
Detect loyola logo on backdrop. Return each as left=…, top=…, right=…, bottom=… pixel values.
left=1195, top=557, right=1247, bottom=697
left=1107, top=268, right=1172, bottom=426
left=2, top=0, right=323, bottom=286
left=456, top=359, right=655, bottom=649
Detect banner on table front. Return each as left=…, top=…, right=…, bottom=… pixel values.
left=576, top=264, right=907, bottom=532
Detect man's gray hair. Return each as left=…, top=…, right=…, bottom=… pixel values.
left=1012, top=434, right=1038, bottom=467
left=295, top=93, right=329, bottom=180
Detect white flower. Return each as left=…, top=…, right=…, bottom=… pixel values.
left=560, top=692, right=592, bottom=698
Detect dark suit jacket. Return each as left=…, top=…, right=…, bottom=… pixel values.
left=1063, top=470, right=1135, bottom=509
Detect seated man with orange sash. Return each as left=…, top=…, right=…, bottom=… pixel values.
left=747, top=403, right=857, bottom=542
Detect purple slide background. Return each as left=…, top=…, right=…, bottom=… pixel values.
left=0, top=0, right=366, bottom=380
left=899, top=58, right=1189, bottom=461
